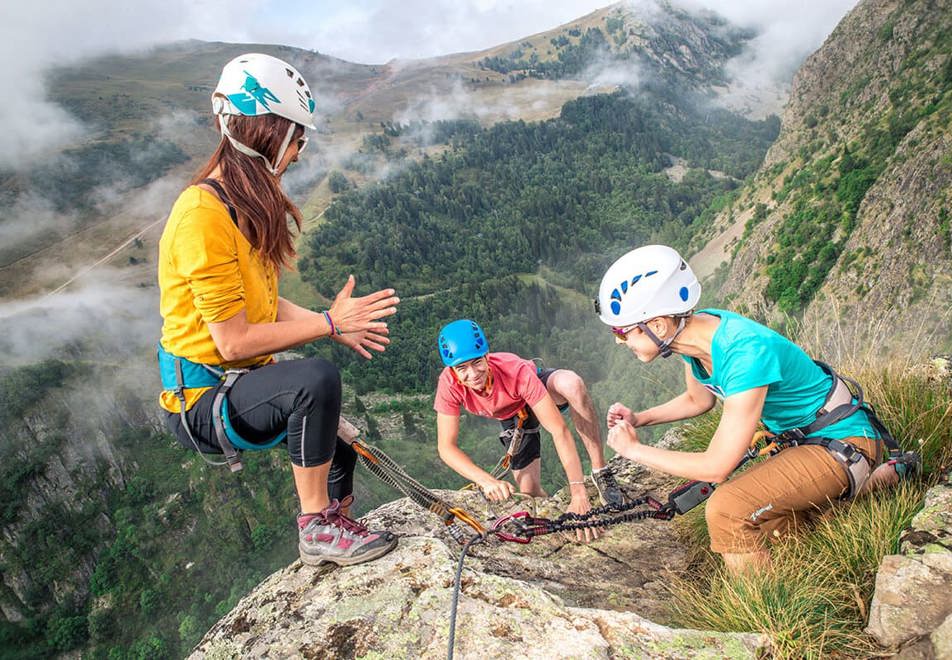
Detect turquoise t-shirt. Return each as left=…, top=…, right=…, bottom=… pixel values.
left=681, top=309, right=877, bottom=440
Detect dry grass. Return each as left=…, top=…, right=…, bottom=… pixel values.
left=666, top=345, right=952, bottom=659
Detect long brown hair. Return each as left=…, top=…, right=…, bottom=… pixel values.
left=191, top=113, right=304, bottom=272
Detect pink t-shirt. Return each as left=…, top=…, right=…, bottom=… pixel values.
left=433, top=352, right=547, bottom=420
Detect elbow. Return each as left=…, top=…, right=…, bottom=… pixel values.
left=437, top=443, right=454, bottom=465
left=702, top=454, right=736, bottom=484
left=216, top=341, right=246, bottom=363
left=695, top=397, right=716, bottom=415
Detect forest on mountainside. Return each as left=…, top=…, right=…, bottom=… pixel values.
left=299, top=89, right=779, bottom=394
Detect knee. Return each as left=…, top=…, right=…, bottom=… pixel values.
left=297, top=358, right=342, bottom=409
left=705, top=487, right=730, bottom=528
left=705, top=485, right=768, bottom=554
left=705, top=486, right=744, bottom=534
left=555, top=371, right=588, bottom=404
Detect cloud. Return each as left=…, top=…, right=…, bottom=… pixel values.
left=0, top=275, right=160, bottom=366
left=0, top=0, right=263, bottom=169
left=285, top=0, right=615, bottom=64
left=0, top=193, right=76, bottom=253
left=1, top=0, right=858, bottom=168
left=673, top=0, right=860, bottom=84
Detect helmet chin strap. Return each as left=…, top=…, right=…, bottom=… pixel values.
left=637, top=315, right=688, bottom=358
left=218, top=115, right=296, bottom=176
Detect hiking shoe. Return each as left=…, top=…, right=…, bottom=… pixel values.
left=298, top=497, right=397, bottom=567
left=592, top=466, right=626, bottom=509
left=892, top=451, right=921, bottom=480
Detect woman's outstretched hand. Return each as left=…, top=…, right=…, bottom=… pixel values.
left=332, top=327, right=390, bottom=359
left=329, top=275, right=399, bottom=334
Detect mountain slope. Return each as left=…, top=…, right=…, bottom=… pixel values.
left=695, top=0, right=952, bottom=347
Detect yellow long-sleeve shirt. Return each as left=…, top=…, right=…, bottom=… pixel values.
left=158, top=186, right=277, bottom=412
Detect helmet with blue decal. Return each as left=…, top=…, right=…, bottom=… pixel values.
left=438, top=319, right=489, bottom=367
left=595, top=245, right=700, bottom=327
left=212, top=53, right=316, bottom=175
left=213, top=53, right=316, bottom=128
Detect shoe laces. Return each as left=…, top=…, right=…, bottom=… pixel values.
left=596, top=468, right=619, bottom=489
left=320, top=496, right=370, bottom=537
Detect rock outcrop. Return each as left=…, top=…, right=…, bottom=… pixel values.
left=867, top=474, right=952, bottom=657
left=190, top=458, right=770, bottom=659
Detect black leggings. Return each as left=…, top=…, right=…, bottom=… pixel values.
left=164, top=357, right=357, bottom=500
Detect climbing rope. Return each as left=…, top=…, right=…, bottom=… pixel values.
left=447, top=533, right=484, bottom=660
left=350, top=436, right=723, bottom=659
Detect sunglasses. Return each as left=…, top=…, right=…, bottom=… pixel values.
left=295, top=135, right=309, bottom=155
left=611, top=324, right=637, bottom=339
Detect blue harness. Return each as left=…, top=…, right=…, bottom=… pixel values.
left=158, top=344, right=286, bottom=471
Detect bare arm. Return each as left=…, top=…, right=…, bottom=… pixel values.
left=208, top=275, right=397, bottom=361
left=436, top=412, right=514, bottom=501
left=607, top=386, right=767, bottom=483
left=532, top=394, right=599, bottom=542
left=276, top=296, right=321, bottom=322
left=607, top=362, right=716, bottom=428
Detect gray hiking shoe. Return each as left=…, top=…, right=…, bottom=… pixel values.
left=298, top=497, right=397, bottom=567
left=592, top=466, right=626, bottom=509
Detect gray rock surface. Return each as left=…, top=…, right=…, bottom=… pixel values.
left=867, top=474, right=952, bottom=654
left=191, top=457, right=770, bottom=658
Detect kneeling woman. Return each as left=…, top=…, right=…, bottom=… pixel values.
left=158, top=53, right=399, bottom=566
left=596, top=245, right=899, bottom=574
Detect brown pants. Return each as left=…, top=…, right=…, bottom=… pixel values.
left=706, top=436, right=882, bottom=554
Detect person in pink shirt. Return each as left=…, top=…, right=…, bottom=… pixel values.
left=433, top=319, right=626, bottom=541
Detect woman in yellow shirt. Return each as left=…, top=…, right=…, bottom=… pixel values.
left=158, top=53, right=399, bottom=566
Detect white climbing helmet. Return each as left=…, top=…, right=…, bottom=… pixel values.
left=595, top=245, right=701, bottom=327
left=211, top=53, right=316, bottom=175
left=212, top=53, right=316, bottom=129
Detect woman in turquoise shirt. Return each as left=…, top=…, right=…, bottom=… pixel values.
left=596, top=245, right=903, bottom=574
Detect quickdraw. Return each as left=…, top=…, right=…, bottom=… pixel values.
left=351, top=439, right=487, bottom=543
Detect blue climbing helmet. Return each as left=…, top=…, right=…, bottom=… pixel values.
left=438, top=320, right=489, bottom=367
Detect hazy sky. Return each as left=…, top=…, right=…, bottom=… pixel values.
left=0, top=0, right=859, bottom=167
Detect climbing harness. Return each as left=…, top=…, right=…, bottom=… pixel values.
left=746, top=361, right=911, bottom=500
left=462, top=408, right=535, bottom=490
left=157, top=179, right=291, bottom=472
left=157, top=345, right=285, bottom=472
